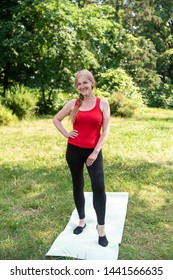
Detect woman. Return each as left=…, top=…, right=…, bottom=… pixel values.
left=53, top=69, right=110, bottom=247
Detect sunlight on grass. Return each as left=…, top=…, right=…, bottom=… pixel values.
left=33, top=230, right=55, bottom=242
left=134, top=185, right=169, bottom=210
left=1, top=238, right=16, bottom=251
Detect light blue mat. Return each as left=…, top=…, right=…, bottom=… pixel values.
left=46, top=192, right=128, bottom=260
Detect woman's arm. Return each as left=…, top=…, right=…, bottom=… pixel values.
left=53, top=99, right=78, bottom=139
left=94, top=98, right=110, bottom=154
left=86, top=99, right=110, bottom=166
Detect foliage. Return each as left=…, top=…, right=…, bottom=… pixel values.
left=0, top=104, right=18, bottom=125
left=95, top=88, right=111, bottom=98
left=5, top=85, right=38, bottom=119
left=37, top=89, right=76, bottom=115
left=52, top=91, right=77, bottom=112
left=157, top=49, right=173, bottom=83
left=119, top=0, right=173, bottom=86
left=97, top=68, right=143, bottom=105
left=0, top=0, right=172, bottom=110
left=109, top=92, right=139, bottom=117
left=145, top=80, right=173, bottom=108
left=120, top=35, right=161, bottom=93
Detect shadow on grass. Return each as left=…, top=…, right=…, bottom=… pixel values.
left=140, top=117, right=173, bottom=122
left=104, top=156, right=173, bottom=192
left=0, top=157, right=172, bottom=259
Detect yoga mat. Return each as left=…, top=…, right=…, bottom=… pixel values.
left=46, top=192, right=128, bottom=260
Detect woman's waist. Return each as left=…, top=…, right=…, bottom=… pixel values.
left=68, top=132, right=100, bottom=148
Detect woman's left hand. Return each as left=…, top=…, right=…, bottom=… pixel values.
left=86, top=151, right=98, bottom=166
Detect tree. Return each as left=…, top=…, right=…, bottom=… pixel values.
left=0, top=0, right=19, bottom=96
left=101, top=0, right=172, bottom=105
left=119, top=0, right=173, bottom=83
left=70, top=0, right=98, bottom=8
left=1, top=0, right=172, bottom=110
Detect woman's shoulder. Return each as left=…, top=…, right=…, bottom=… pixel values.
left=99, top=98, right=110, bottom=111
left=100, top=98, right=109, bottom=105
left=65, top=98, right=77, bottom=110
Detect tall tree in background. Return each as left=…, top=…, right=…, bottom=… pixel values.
left=0, top=0, right=19, bottom=96
left=124, top=0, right=173, bottom=105
left=97, top=0, right=125, bottom=21
left=0, top=0, right=172, bottom=109
left=153, top=0, right=173, bottom=83
left=70, top=0, right=98, bottom=7
left=121, top=0, right=173, bottom=83
left=100, top=0, right=173, bottom=105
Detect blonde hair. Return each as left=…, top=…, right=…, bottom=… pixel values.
left=70, top=70, right=96, bottom=124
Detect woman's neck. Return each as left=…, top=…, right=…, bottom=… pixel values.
left=83, top=93, right=95, bottom=102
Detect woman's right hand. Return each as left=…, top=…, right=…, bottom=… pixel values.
left=66, top=130, right=78, bottom=139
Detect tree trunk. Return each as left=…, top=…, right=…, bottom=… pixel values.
left=115, top=0, right=120, bottom=21
left=3, top=64, right=10, bottom=98
left=41, top=88, right=47, bottom=113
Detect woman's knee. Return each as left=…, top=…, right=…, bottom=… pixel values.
left=92, top=183, right=105, bottom=195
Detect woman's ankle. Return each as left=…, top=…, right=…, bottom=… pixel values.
left=78, top=218, right=86, bottom=227
left=97, top=224, right=106, bottom=237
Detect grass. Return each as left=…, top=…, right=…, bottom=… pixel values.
left=0, top=108, right=173, bottom=260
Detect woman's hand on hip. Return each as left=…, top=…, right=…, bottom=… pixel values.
left=66, top=130, right=78, bottom=138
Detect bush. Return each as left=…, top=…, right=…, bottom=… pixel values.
left=144, top=80, right=173, bottom=108
left=5, top=85, right=38, bottom=119
left=37, top=89, right=76, bottom=115
left=0, top=104, right=18, bottom=126
left=97, top=68, right=143, bottom=106
left=95, top=88, right=111, bottom=98
left=53, top=90, right=76, bottom=112
left=109, top=92, right=139, bottom=117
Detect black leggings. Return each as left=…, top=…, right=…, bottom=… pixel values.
left=66, top=143, right=106, bottom=225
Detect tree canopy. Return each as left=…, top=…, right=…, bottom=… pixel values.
left=0, top=0, right=173, bottom=110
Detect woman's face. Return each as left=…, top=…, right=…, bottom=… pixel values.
left=76, top=75, right=93, bottom=96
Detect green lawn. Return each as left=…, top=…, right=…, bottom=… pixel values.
left=0, top=108, right=173, bottom=259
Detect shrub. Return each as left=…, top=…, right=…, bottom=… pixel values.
left=53, top=90, right=76, bottom=112
left=37, top=89, right=76, bottom=115
left=97, top=68, right=143, bottom=106
left=0, top=104, right=18, bottom=126
left=144, top=79, right=173, bottom=108
left=109, top=92, right=139, bottom=117
left=5, top=85, right=38, bottom=119
left=95, top=88, right=111, bottom=99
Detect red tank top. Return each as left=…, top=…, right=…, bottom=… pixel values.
left=68, top=97, right=103, bottom=148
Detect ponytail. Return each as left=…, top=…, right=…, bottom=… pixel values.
left=69, top=94, right=84, bottom=124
